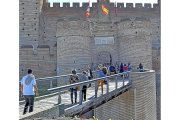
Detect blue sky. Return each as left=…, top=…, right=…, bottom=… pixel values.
left=48, top=0, right=158, bottom=7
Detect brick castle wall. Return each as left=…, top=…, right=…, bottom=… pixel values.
left=19, top=1, right=160, bottom=119
left=95, top=71, right=156, bottom=120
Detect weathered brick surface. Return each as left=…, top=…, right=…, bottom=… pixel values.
left=19, top=1, right=160, bottom=74
left=19, top=47, right=57, bottom=79
left=95, top=71, right=156, bottom=120
left=19, top=1, right=160, bottom=119
left=19, top=0, right=42, bottom=47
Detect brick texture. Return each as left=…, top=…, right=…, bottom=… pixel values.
left=19, top=1, right=160, bottom=119
left=95, top=71, right=156, bottom=120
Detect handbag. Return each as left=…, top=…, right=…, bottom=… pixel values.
left=76, top=86, right=80, bottom=91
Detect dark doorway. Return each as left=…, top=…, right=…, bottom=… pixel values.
left=97, top=51, right=112, bottom=65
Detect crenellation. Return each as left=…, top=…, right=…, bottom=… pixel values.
left=73, top=3, right=80, bottom=7
left=153, top=4, right=159, bottom=9
left=126, top=3, right=134, bottom=8
left=20, top=1, right=160, bottom=118
left=135, top=3, right=143, bottom=8
left=43, top=2, right=50, bottom=8
left=144, top=3, right=152, bottom=8
left=53, top=3, right=60, bottom=8
left=62, top=3, right=70, bottom=8
left=110, top=3, right=115, bottom=8
left=117, top=3, right=124, bottom=8
left=42, top=1, right=160, bottom=10
left=82, top=2, right=89, bottom=8
left=92, top=3, right=98, bottom=8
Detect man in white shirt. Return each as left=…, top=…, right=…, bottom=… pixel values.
left=20, top=69, right=38, bottom=115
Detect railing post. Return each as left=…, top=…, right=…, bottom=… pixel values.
left=106, top=78, right=109, bottom=93
left=79, top=84, right=83, bottom=105
left=57, top=91, right=65, bottom=117
left=59, top=104, right=65, bottom=117
left=123, top=73, right=125, bottom=86
left=95, top=80, right=98, bottom=98
left=58, top=91, right=61, bottom=104
left=129, top=72, right=132, bottom=84
left=115, top=75, right=118, bottom=89
left=50, top=79, right=53, bottom=88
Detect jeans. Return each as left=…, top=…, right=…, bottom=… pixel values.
left=23, top=95, right=35, bottom=114
left=70, top=88, right=77, bottom=104
left=82, top=85, right=87, bottom=101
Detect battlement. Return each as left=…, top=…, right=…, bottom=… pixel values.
left=43, top=1, right=159, bottom=9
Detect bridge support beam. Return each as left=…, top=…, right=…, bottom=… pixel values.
left=59, top=104, right=65, bottom=117
left=58, top=91, right=61, bottom=104
left=79, top=85, right=83, bottom=105
left=115, top=76, right=118, bottom=89
left=95, top=81, right=98, bottom=98
left=106, top=78, right=109, bottom=93
left=57, top=91, right=65, bottom=116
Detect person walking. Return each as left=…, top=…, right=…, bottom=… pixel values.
left=20, top=69, right=38, bottom=115
left=139, top=63, right=144, bottom=72
left=109, top=64, right=116, bottom=75
left=123, top=64, right=128, bottom=78
left=128, top=62, right=132, bottom=71
left=69, top=70, right=79, bottom=104
left=119, top=63, right=124, bottom=73
left=80, top=71, right=88, bottom=101
left=96, top=66, right=106, bottom=94
left=87, top=65, right=93, bottom=80
left=123, top=64, right=128, bottom=72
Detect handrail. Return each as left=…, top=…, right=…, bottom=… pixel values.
left=19, top=68, right=150, bottom=83
left=19, top=70, right=99, bottom=83
left=19, top=71, right=132, bottom=117
left=47, top=71, right=131, bottom=106
left=48, top=72, right=130, bottom=92
left=19, top=70, right=99, bottom=99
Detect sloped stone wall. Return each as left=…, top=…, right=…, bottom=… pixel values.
left=95, top=71, right=156, bottom=120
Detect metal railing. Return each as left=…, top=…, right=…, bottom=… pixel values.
left=19, top=71, right=133, bottom=117
left=19, top=70, right=99, bottom=100
left=48, top=72, right=132, bottom=105
left=19, top=69, right=134, bottom=103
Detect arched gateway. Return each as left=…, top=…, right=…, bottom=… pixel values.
left=97, top=51, right=112, bottom=65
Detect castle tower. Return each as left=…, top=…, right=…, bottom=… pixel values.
left=19, top=0, right=44, bottom=52
left=117, top=17, right=152, bottom=69
left=56, top=18, right=92, bottom=75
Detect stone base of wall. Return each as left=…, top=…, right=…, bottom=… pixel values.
left=20, top=104, right=64, bottom=120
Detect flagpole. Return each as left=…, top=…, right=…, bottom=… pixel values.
left=86, top=0, right=93, bottom=36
